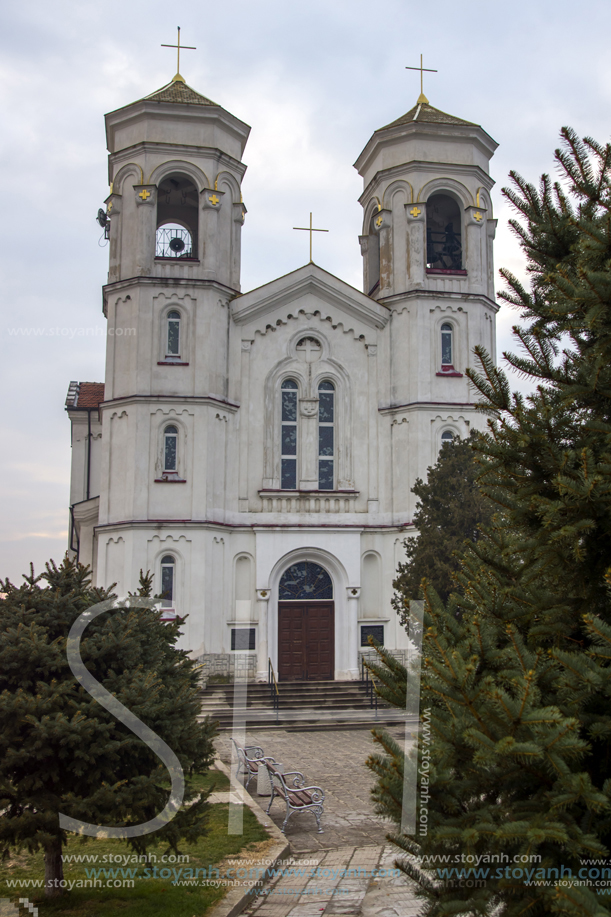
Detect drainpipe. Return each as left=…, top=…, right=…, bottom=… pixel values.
left=86, top=408, right=92, bottom=502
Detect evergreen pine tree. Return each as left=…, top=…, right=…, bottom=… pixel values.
left=366, top=129, right=611, bottom=916
left=0, top=556, right=216, bottom=897
left=393, top=432, right=494, bottom=611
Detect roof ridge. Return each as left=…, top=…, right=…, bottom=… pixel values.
left=378, top=101, right=478, bottom=131
left=141, top=80, right=218, bottom=107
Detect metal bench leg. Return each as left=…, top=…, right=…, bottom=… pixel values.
left=312, top=806, right=324, bottom=834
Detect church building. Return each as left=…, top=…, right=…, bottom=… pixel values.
left=66, top=61, right=498, bottom=682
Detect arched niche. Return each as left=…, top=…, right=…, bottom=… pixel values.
left=359, top=552, right=381, bottom=618
left=426, top=193, right=462, bottom=270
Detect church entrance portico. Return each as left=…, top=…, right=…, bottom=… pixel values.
left=256, top=536, right=360, bottom=681
left=277, top=561, right=334, bottom=681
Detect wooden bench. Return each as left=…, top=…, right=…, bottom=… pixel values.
left=230, top=739, right=278, bottom=791
left=262, top=759, right=325, bottom=834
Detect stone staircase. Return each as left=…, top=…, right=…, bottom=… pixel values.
left=199, top=679, right=411, bottom=731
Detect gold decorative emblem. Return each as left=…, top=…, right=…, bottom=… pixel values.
left=375, top=216, right=383, bottom=228
left=107, top=202, right=113, bottom=213
left=138, top=189, right=151, bottom=201
left=351, top=588, right=358, bottom=595
left=409, top=206, right=422, bottom=218
left=209, top=194, right=220, bottom=206
left=259, top=590, right=268, bottom=598
left=474, top=211, right=483, bottom=222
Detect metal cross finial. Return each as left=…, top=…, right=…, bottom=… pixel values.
left=293, top=213, right=329, bottom=264
left=161, top=27, right=196, bottom=84
left=405, top=54, right=437, bottom=105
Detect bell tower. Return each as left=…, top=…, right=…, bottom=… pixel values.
left=353, top=86, right=499, bottom=492
left=96, top=67, right=251, bottom=538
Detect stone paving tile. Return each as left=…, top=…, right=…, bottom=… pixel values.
left=222, top=726, right=422, bottom=917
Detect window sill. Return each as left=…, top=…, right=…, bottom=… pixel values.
left=436, top=369, right=463, bottom=377
left=259, top=488, right=359, bottom=496
left=154, top=475, right=187, bottom=483
left=154, top=257, right=200, bottom=263
left=426, top=268, right=467, bottom=276
left=157, top=361, right=190, bottom=366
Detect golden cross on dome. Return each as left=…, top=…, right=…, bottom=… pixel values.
left=162, top=27, right=196, bottom=84
left=405, top=54, right=437, bottom=105
left=293, top=212, right=329, bottom=263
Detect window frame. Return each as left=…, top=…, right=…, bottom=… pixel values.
left=280, top=378, right=299, bottom=490
left=163, top=424, right=179, bottom=473
left=165, top=310, right=181, bottom=359
left=441, top=322, right=453, bottom=368
left=317, top=379, right=335, bottom=491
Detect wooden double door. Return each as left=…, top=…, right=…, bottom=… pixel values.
left=278, top=602, right=334, bottom=681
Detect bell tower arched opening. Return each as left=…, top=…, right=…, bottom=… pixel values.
left=277, top=561, right=334, bottom=681
left=426, top=193, right=462, bottom=271
left=155, top=173, right=199, bottom=260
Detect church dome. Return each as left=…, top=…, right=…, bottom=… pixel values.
left=141, top=79, right=219, bottom=108
left=378, top=101, right=478, bottom=132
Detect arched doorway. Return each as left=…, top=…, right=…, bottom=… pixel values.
left=277, top=561, right=334, bottom=681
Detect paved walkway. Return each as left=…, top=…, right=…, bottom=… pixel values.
left=215, top=727, right=422, bottom=916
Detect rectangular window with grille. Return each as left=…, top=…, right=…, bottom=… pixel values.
left=361, top=625, right=384, bottom=647
left=231, top=628, right=256, bottom=651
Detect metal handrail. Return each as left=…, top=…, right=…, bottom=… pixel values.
left=268, top=657, right=280, bottom=722
left=360, top=656, right=378, bottom=717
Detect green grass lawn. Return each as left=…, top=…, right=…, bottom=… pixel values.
left=0, top=771, right=269, bottom=917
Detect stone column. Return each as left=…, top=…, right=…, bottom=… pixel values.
left=464, top=205, right=487, bottom=293
left=238, top=341, right=251, bottom=512
left=375, top=209, right=393, bottom=296
left=345, top=586, right=361, bottom=680
left=367, top=344, right=379, bottom=512
left=405, top=202, right=426, bottom=287
left=133, top=184, right=157, bottom=276
left=200, top=188, right=225, bottom=279
left=299, top=398, right=319, bottom=491
left=256, top=588, right=270, bottom=682
left=231, top=202, right=246, bottom=291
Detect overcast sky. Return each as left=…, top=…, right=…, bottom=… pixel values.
left=1, top=0, right=610, bottom=584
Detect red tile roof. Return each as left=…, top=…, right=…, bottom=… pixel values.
left=65, top=382, right=105, bottom=410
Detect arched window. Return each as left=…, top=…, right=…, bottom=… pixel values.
left=441, top=323, right=453, bottom=367
left=164, top=425, right=178, bottom=472
left=441, top=430, right=455, bottom=446
left=318, top=380, right=335, bottom=490
left=426, top=194, right=462, bottom=270
left=166, top=311, right=181, bottom=358
left=155, top=173, right=199, bottom=259
left=281, top=379, right=298, bottom=490
left=279, top=562, right=333, bottom=600
left=160, top=555, right=175, bottom=608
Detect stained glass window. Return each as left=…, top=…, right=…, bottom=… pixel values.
left=164, top=425, right=178, bottom=472
left=441, top=323, right=453, bottom=366
left=278, top=561, right=333, bottom=600
left=281, top=379, right=298, bottom=489
left=318, top=380, right=334, bottom=490
left=167, top=310, right=180, bottom=357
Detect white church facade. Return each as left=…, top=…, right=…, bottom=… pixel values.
left=66, top=71, right=498, bottom=682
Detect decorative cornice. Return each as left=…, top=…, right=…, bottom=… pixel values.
left=101, top=393, right=239, bottom=412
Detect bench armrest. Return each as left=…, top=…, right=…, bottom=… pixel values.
left=282, top=770, right=305, bottom=786
left=244, top=745, right=265, bottom=758
left=297, top=785, right=325, bottom=803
